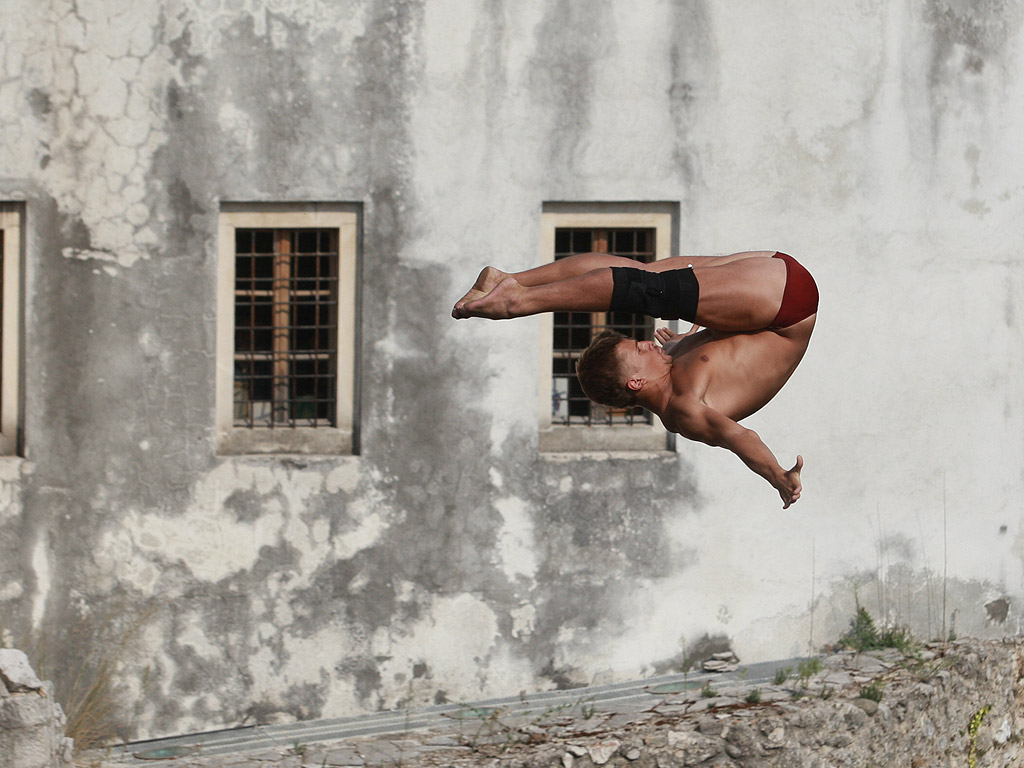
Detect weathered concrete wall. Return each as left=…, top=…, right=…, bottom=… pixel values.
left=0, top=0, right=1023, bottom=741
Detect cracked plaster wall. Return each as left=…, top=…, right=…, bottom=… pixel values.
left=0, top=0, right=1023, bottom=741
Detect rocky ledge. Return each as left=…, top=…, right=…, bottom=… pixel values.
left=80, top=638, right=1024, bottom=768
left=401, top=638, right=1022, bottom=768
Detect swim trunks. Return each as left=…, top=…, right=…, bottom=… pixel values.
left=769, top=252, right=818, bottom=329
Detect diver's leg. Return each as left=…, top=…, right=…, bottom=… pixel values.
left=457, top=268, right=614, bottom=320
left=455, top=251, right=795, bottom=329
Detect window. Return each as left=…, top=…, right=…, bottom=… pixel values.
left=552, top=227, right=655, bottom=427
left=0, top=204, right=21, bottom=456
left=538, top=204, right=676, bottom=453
left=217, top=204, right=359, bottom=454
left=233, top=228, right=338, bottom=429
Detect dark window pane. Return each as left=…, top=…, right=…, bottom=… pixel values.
left=612, top=230, right=634, bottom=253
left=568, top=376, right=590, bottom=417
left=253, top=253, right=274, bottom=278
left=570, top=229, right=591, bottom=253
left=292, top=328, right=315, bottom=350
left=317, top=303, right=333, bottom=328
left=554, top=229, right=571, bottom=254
left=253, top=230, right=274, bottom=253
left=293, top=303, right=316, bottom=326
left=293, top=254, right=318, bottom=277
left=636, top=229, right=651, bottom=253
left=253, top=302, right=273, bottom=328
left=569, top=315, right=591, bottom=349
left=236, top=255, right=252, bottom=279
left=234, top=328, right=252, bottom=352
left=553, top=311, right=570, bottom=350
left=252, top=329, right=271, bottom=349
left=236, top=359, right=273, bottom=401
left=296, top=230, right=318, bottom=254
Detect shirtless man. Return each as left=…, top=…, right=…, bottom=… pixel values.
left=451, top=250, right=818, bottom=508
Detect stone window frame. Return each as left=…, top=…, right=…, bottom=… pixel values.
left=538, top=203, right=677, bottom=454
left=216, top=203, right=359, bottom=455
left=0, top=203, right=22, bottom=456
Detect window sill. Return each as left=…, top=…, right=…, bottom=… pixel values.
left=538, top=424, right=674, bottom=453
left=218, top=427, right=353, bottom=456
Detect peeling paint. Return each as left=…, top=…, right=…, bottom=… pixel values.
left=29, top=531, right=50, bottom=629
left=510, top=603, right=537, bottom=639
left=494, top=496, right=538, bottom=584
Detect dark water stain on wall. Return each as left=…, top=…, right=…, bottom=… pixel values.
left=26, top=88, right=52, bottom=118
left=467, top=0, right=511, bottom=142
left=528, top=0, right=610, bottom=185
left=925, top=0, right=1018, bottom=57
left=985, top=596, right=1009, bottom=623
left=666, top=0, right=716, bottom=191
left=922, top=0, right=1024, bottom=146
left=213, top=14, right=324, bottom=186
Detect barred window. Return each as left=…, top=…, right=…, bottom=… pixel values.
left=217, top=205, right=358, bottom=455
left=233, top=228, right=338, bottom=428
left=538, top=204, right=674, bottom=453
left=551, top=227, right=655, bottom=427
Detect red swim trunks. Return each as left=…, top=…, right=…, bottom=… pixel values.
left=770, top=252, right=818, bottom=329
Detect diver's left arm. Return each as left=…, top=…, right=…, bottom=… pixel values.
left=675, top=404, right=803, bottom=509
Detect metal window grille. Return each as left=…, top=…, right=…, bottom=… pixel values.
left=233, top=228, right=338, bottom=428
left=552, top=227, right=655, bottom=426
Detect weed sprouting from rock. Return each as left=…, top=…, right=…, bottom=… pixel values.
left=840, top=602, right=915, bottom=654
left=773, top=666, right=793, bottom=686
left=797, top=657, right=822, bottom=688
left=859, top=681, right=884, bottom=702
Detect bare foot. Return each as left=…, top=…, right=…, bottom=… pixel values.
left=452, top=266, right=508, bottom=318
left=459, top=276, right=524, bottom=319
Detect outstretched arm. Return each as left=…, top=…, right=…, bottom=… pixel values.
left=675, top=404, right=803, bottom=508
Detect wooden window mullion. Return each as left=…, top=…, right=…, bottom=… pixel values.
left=272, top=230, right=291, bottom=424
left=590, top=229, right=610, bottom=335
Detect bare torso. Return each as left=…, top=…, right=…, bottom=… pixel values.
left=657, top=314, right=816, bottom=433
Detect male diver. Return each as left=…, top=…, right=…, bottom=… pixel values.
left=451, top=250, right=818, bottom=508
